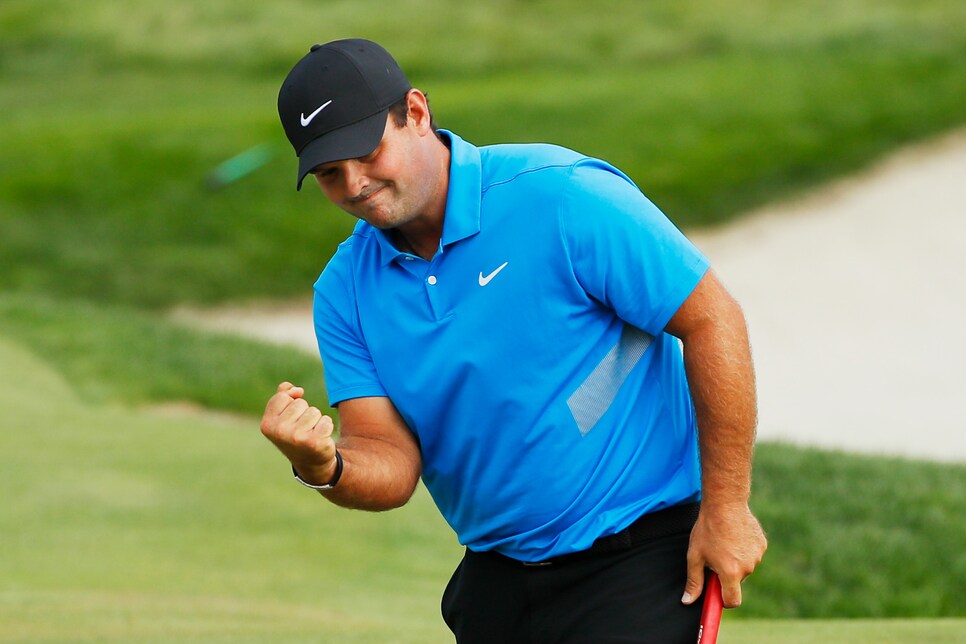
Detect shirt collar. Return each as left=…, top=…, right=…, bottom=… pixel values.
left=372, top=129, right=482, bottom=266
left=438, top=130, right=482, bottom=248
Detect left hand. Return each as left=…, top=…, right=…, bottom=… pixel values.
left=681, top=502, right=767, bottom=608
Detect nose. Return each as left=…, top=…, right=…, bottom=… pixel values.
left=342, top=161, right=369, bottom=201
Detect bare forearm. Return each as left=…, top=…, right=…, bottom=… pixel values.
left=262, top=390, right=422, bottom=513
left=668, top=272, right=767, bottom=606
left=681, top=297, right=757, bottom=506
left=299, top=435, right=421, bottom=511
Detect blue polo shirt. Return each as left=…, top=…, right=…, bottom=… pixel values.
left=313, top=130, right=709, bottom=562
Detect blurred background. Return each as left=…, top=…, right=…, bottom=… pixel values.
left=1, top=1, right=964, bottom=642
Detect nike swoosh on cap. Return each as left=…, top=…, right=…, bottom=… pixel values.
left=300, top=100, right=333, bottom=127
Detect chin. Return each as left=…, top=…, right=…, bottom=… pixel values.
left=362, top=214, right=401, bottom=230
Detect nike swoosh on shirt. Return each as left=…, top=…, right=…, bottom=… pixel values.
left=478, top=262, right=509, bottom=286
left=300, top=100, right=333, bottom=127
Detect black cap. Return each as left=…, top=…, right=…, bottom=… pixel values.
left=277, top=39, right=412, bottom=190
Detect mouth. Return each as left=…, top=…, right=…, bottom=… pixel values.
left=348, top=184, right=386, bottom=206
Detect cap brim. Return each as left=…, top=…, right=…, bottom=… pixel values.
left=295, top=109, right=389, bottom=190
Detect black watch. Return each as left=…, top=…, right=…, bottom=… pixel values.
left=292, top=450, right=343, bottom=490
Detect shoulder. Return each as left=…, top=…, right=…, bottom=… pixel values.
left=478, top=142, right=587, bottom=193
left=481, top=142, right=642, bottom=201
left=314, top=221, right=375, bottom=293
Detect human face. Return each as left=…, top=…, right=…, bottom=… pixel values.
left=310, top=115, right=435, bottom=230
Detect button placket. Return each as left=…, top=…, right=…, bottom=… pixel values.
left=423, top=260, right=450, bottom=321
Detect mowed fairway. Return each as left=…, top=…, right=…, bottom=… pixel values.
left=3, top=335, right=964, bottom=643
left=0, top=337, right=461, bottom=643
left=3, top=1, right=966, bottom=641
left=720, top=618, right=966, bottom=643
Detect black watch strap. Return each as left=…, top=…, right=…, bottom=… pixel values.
left=292, top=450, right=343, bottom=490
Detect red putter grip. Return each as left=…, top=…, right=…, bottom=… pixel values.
left=696, top=572, right=723, bottom=644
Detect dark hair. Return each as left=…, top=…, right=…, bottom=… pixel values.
left=388, top=93, right=439, bottom=131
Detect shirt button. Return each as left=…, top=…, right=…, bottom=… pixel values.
left=427, top=275, right=438, bottom=285
left=404, top=257, right=414, bottom=261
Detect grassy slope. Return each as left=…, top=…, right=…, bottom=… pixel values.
left=1, top=0, right=965, bottom=307
left=749, top=444, right=966, bottom=618
left=0, top=294, right=328, bottom=417
left=0, top=337, right=461, bottom=643
left=2, top=336, right=965, bottom=642
left=720, top=619, right=966, bottom=644
left=1, top=331, right=964, bottom=632
left=0, top=339, right=966, bottom=643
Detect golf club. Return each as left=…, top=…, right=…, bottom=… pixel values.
left=696, top=571, right=723, bottom=644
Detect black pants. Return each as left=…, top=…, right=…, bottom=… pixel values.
left=441, top=505, right=704, bottom=644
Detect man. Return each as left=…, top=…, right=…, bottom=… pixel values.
left=263, top=38, right=766, bottom=643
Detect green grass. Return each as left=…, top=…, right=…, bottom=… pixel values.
left=0, top=294, right=328, bottom=417
left=0, top=293, right=962, bottom=620
left=1, top=1, right=965, bottom=635
left=719, top=618, right=966, bottom=643
left=749, top=444, right=966, bottom=618
left=2, top=0, right=965, bottom=307
left=1, top=330, right=964, bottom=639
left=0, top=336, right=461, bottom=643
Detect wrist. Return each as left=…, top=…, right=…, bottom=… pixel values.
left=700, top=494, right=751, bottom=508
left=700, top=478, right=751, bottom=508
left=292, top=450, right=343, bottom=490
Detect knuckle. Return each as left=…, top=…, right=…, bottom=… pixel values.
left=282, top=400, right=307, bottom=420
left=268, top=392, right=288, bottom=411
left=259, top=415, right=281, bottom=436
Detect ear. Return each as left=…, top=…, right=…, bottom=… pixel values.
left=405, top=89, right=433, bottom=135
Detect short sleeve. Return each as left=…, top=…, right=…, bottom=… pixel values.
left=559, top=160, right=709, bottom=334
left=313, top=258, right=387, bottom=406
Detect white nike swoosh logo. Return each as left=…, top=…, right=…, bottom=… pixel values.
left=478, top=262, right=509, bottom=286
left=300, top=100, right=333, bottom=127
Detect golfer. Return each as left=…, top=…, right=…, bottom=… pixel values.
left=262, top=38, right=766, bottom=643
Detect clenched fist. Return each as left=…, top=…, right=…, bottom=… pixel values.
left=260, top=382, right=339, bottom=486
